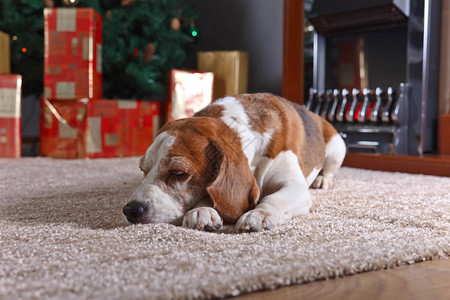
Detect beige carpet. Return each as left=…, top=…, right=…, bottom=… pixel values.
left=0, top=157, right=449, bottom=300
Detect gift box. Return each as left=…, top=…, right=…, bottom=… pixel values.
left=44, top=8, right=102, bottom=100
left=0, top=74, right=22, bottom=158
left=40, top=98, right=160, bottom=158
left=0, top=31, right=10, bottom=74
left=197, top=51, right=248, bottom=99
left=166, top=69, right=214, bottom=121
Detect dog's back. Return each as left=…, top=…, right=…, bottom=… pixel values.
left=194, top=93, right=341, bottom=182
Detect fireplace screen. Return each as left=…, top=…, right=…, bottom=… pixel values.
left=326, top=26, right=407, bottom=92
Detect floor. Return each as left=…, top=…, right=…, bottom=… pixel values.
left=343, top=153, right=450, bottom=177
left=232, top=259, right=450, bottom=300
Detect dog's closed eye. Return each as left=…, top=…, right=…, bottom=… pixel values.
left=139, top=156, right=151, bottom=175
left=170, top=171, right=190, bottom=180
left=140, top=166, right=148, bottom=175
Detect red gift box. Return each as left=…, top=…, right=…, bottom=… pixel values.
left=44, top=8, right=102, bottom=100
left=0, top=74, right=22, bottom=158
left=40, top=98, right=161, bottom=158
left=166, top=69, right=214, bottom=122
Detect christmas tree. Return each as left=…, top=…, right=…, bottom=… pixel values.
left=99, top=0, right=198, bottom=98
left=0, top=0, right=44, bottom=96
left=0, top=0, right=197, bottom=98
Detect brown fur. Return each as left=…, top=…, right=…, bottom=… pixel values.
left=206, top=140, right=259, bottom=223
left=320, top=118, right=338, bottom=144
left=193, top=104, right=224, bottom=119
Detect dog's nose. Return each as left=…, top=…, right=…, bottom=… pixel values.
left=123, top=202, right=148, bottom=224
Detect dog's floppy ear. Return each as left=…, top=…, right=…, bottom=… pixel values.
left=205, top=140, right=260, bottom=223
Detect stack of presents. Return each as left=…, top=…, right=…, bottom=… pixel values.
left=0, top=7, right=248, bottom=159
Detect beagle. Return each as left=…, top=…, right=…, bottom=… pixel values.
left=123, top=93, right=346, bottom=232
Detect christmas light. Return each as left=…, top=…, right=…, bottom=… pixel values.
left=22, top=48, right=27, bottom=53
left=189, top=20, right=198, bottom=39
left=12, top=36, right=17, bottom=40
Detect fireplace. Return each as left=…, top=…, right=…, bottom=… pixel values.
left=307, top=0, right=442, bottom=155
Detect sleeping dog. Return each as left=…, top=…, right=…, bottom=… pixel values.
left=123, top=93, right=346, bottom=232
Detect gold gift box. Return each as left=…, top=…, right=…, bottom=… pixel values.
left=197, top=51, right=248, bottom=99
left=0, top=31, right=11, bottom=74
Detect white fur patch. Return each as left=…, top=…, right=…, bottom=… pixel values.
left=237, top=150, right=312, bottom=231
left=252, top=153, right=304, bottom=194
left=212, top=97, right=273, bottom=167
left=323, top=134, right=346, bottom=177
left=306, top=167, right=322, bottom=187
left=140, top=132, right=176, bottom=175
left=313, top=134, right=346, bottom=189
left=182, top=207, right=223, bottom=230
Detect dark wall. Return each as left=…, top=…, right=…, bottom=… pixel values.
left=181, top=0, right=284, bottom=95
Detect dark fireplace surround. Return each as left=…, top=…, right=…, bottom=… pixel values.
left=307, top=0, right=441, bottom=155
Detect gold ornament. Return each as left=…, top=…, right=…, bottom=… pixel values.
left=61, top=0, right=80, bottom=7
left=170, top=18, right=181, bottom=31
left=42, top=0, right=54, bottom=8
left=121, top=0, right=137, bottom=6
left=144, top=43, right=156, bottom=63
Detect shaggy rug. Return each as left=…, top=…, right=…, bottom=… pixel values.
left=0, top=157, right=448, bottom=300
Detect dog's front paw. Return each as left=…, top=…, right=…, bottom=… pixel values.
left=311, top=175, right=333, bottom=189
left=236, top=207, right=280, bottom=232
left=182, top=207, right=223, bottom=231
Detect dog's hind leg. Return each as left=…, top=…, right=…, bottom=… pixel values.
left=311, top=133, right=346, bottom=189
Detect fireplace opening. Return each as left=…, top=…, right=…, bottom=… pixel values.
left=307, top=0, right=442, bottom=155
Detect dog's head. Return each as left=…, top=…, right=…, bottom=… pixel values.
left=123, top=117, right=259, bottom=225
